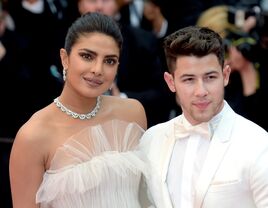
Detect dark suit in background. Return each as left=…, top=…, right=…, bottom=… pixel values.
left=116, top=23, right=173, bottom=127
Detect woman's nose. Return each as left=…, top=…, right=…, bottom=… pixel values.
left=91, top=60, right=103, bottom=75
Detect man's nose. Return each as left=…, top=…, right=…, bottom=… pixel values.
left=194, top=80, right=208, bottom=97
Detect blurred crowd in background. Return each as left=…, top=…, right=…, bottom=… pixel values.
left=1, top=0, right=268, bottom=207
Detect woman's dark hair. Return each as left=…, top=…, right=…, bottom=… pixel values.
left=164, top=26, right=225, bottom=73
left=64, top=12, right=123, bottom=54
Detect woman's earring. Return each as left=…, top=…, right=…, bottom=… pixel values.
left=63, top=69, right=67, bottom=81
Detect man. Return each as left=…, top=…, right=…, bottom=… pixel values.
left=139, top=26, right=268, bottom=207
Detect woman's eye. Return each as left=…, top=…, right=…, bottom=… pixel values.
left=105, top=58, right=117, bottom=65
left=80, top=53, right=93, bottom=60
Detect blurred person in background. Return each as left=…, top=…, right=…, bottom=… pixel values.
left=5, top=0, right=77, bottom=133
left=113, top=0, right=146, bottom=28
left=224, top=34, right=262, bottom=126
left=142, top=0, right=182, bottom=116
left=0, top=2, right=19, bottom=207
left=223, top=0, right=268, bottom=130
left=0, top=0, right=20, bottom=137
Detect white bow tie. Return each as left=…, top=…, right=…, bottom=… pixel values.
left=174, top=120, right=211, bottom=140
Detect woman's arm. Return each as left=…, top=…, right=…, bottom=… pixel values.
left=9, top=125, right=45, bottom=208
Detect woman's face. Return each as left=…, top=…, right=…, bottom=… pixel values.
left=143, top=1, right=157, bottom=21
left=61, top=32, right=120, bottom=98
left=226, top=46, right=248, bottom=72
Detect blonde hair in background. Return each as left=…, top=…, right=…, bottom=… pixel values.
left=196, top=5, right=237, bottom=38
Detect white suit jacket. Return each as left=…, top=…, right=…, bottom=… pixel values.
left=139, top=102, right=268, bottom=208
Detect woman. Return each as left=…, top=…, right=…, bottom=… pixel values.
left=9, top=12, right=150, bottom=208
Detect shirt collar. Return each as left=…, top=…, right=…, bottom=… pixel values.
left=174, top=101, right=226, bottom=140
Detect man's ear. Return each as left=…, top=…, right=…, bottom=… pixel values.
left=60, top=48, right=69, bottom=69
left=223, top=64, right=231, bottom=87
left=164, top=72, right=176, bottom=92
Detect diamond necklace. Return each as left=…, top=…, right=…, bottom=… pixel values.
left=53, top=96, right=101, bottom=120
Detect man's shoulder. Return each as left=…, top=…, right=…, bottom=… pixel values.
left=234, top=114, right=268, bottom=137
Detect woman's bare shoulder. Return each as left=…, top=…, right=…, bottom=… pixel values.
left=13, top=105, right=56, bottom=148
left=103, top=96, right=147, bottom=129
left=9, top=106, right=56, bottom=174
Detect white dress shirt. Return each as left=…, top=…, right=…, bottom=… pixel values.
left=167, top=110, right=223, bottom=208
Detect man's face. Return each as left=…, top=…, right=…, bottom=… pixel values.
left=78, top=0, right=118, bottom=16
left=164, top=54, right=230, bottom=125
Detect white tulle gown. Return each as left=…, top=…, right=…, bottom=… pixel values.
left=36, top=119, right=151, bottom=208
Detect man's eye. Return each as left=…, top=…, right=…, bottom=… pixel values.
left=183, top=78, right=194, bottom=82
left=206, top=75, right=217, bottom=81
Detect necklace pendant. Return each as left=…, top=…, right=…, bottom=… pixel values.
left=79, top=114, right=86, bottom=120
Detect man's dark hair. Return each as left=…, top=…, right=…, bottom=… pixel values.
left=163, top=26, right=225, bottom=73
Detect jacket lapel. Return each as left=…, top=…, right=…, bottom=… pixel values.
left=158, top=117, right=183, bottom=207
left=194, top=104, right=236, bottom=208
